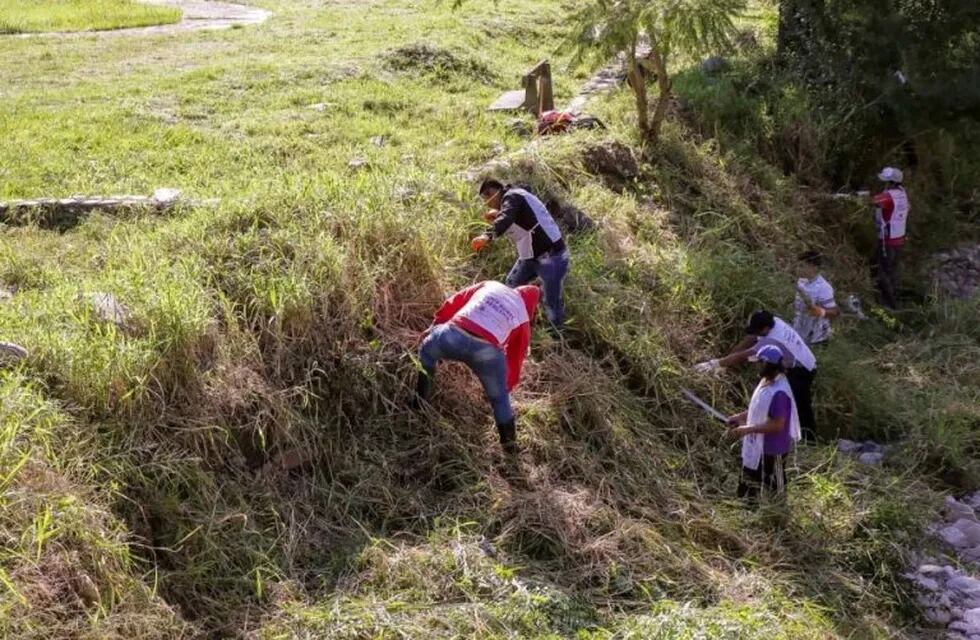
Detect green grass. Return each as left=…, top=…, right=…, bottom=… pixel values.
left=0, top=0, right=977, bottom=638
left=0, top=0, right=181, bottom=34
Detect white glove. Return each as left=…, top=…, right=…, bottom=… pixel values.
left=694, top=359, right=720, bottom=374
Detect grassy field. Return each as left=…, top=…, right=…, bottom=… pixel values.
left=1, top=0, right=978, bottom=638
left=0, top=0, right=181, bottom=34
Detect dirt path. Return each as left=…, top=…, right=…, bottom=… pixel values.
left=565, top=44, right=651, bottom=114
left=10, top=0, right=270, bottom=38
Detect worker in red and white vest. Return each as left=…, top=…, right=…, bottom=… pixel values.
left=415, top=281, right=540, bottom=453
left=872, top=166, right=910, bottom=308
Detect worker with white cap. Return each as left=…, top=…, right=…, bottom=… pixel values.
left=872, top=167, right=910, bottom=308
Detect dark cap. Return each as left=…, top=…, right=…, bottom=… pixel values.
left=478, top=178, right=504, bottom=196
left=745, top=310, right=774, bottom=335
left=798, top=250, right=823, bottom=267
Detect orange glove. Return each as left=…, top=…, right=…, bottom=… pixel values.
left=470, top=235, right=490, bottom=252
left=483, top=209, right=499, bottom=223
left=807, top=305, right=827, bottom=318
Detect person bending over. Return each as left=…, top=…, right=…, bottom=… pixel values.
left=415, top=281, right=540, bottom=453
left=696, top=310, right=818, bottom=441
left=471, top=179, right=570, bottom=331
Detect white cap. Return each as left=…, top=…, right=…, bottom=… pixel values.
left=878, top=167, right=903, bottom=183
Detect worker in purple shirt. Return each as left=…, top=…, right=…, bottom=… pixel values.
left=726, top=345, right=802, bottom=501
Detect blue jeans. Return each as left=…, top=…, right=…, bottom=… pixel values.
left=505, top=249, right=570, bottom=328
left=418, top=324, right=514, bottom=424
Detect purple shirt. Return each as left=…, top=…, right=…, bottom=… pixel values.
left=763, top=391, right=792, bottom=455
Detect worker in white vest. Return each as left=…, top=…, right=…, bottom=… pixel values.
left=793, top=251, right=839, bottom=345
left=471, top=179, right=570, bottom=331
left=695, top=310, right=818, bottom=441
left=872, top=167, right=910, bottom=308
left=415, top=281, right=540, bottom=453
left=725, top=345, right=801, bottom=500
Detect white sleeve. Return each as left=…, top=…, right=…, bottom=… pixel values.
left=818, top=282, right=837, bottom=308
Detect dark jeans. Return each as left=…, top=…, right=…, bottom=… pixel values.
left=738, top=454, right=787, bottom=499
left=505, top=249, right=570, bottom=329
left=876, top=244, right=902, bottom=309
left=418, top=325, right=514, bottom=424
left=786, top=366, right=816, bottom=442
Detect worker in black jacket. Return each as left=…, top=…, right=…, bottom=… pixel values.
left=471, top=179, right=570, bottom=330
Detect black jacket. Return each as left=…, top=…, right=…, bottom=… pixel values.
left=490, top=186, right=565, bottom=258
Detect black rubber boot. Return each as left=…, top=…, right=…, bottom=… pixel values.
left=497, top=419, right=518, bottom=454
left=546, top=323, right=564, bottom=340
left=412, top=372, right=432, bottom=409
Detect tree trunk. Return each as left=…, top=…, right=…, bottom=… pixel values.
left=625, top=46, right=650, bottom=141
left=777, top=0, right=828, bottom=74
left=776, top=0, right=797, bottom=60
left=648, top=42, right=670, bottom=143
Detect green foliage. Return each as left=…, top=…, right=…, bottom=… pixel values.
left=773, top=0, right=980, bottom=185
left=0, top=373, right=192, bottom=638
left=780, top=0, right=980, bottom=117
left=567, top=0, right=745, bottom=64
left=579, top=599, right=834, bottom=639
left=673, top=53, right=980, bottom=264
left=565, top=0, right=746, bottom=141
left=0, top=1, right=975, bottom=638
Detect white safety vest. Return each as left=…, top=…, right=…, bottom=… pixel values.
left=793, top=275, right=837, bottom=345
left=455, top=281, right=529, bottom=344
left=757, top=317, right=817, bottom=371
left=876, top=187, right=910, bottom=241
left=503, top=188, right=563, bottom=260
left=742, top=375, right=801, bottom=470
